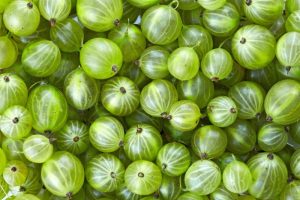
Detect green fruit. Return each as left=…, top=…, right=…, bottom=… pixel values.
left=0, top=148, right=6, bottom=174
left=122, top=0, right=142, bottom=23
left=203, top=3, right=240, bottom=37
left=197, top=0, right=226, bottom=10
left=225, top=119, right=257, bottom=154
left=108, top=23, right=146, bottom=62
left=127, top=0, right=159, bottom=8
left=243, top=0, right=284, bottom=25
left=178, top=25, right=213, bottom=60
left=264, top=79, right=300, bottom=125
left=231, top=25, right=276, bottom=70
left=192, top=125, right=227, bottom=159
left=101, top=76, right=140, bottom=116
left=280, top=180, right=300, bottom=200
left=2, top=138, right=27, bottom=162
left=41, top=151, right=84, bottom=197
left=3, top=160, right=28, bottom=186
left=86, top=154, right=125, bottom=192
left=77, top=0, right=123, bottom=32
left=276, top=32, right=300, bottom=69
left=141, top=5, right=182, bottom=45
left=22, top=40, right=61, bottom=77
left=64, top=68, right=99, bottom=110
left=139, top=46, right=170, bottom=80
left=177, top=72, right=214, bottom=109
left=0, top=36, right=18, bottom=69
left=184, top=159, right=221, bottom=195
left=168, top=47, right=199, bottom=81
left=23, top=135, right=53, bottom=163
left=223, top=160, right=252, bottom=194
left=89, top=116, right=124, bottom=153
left=0, top=73, right=28, bottom=114
left=247, top=153, right=288, bottom=199
left=124, top=160, right=162, bottom=195
left=285, top=10, right=300, bottom=32
left=124, top=124, right=163, bottom=161
left=210, top=184, right=238, bottom=200
left=201, top=48, right=233, bottom=81
left=140, top=79, right=178, bottom=117
left=27, top=84, right=68, bottom=134
left=167, top=100, right=201, bottom=131
left=180, top=8, right=203, bottom=25
left=178, top=0, right=200, bottom=10
left=286, top=0, right=300, bottom=13
left=207, top=96, right=238, bottom=128
left=228, top=81, right=266, bottom=119
left=159, top=175, right=182, bottom=200
left=56, top=120, right=90, bottom=155
left=0, top=105, right=32, bottom=139
left=80, top=38, right=123, bottom=79
left=258, top=123, right=288, bottom=152
left=3, top=0, right=40, bottom=36
left=290, top=149, right=300, bottom=179
left=290, top=120, right=300, bottom=143
left=39, top=0, right=71, bottom=22
left=156, top=142, right=191, bottom=176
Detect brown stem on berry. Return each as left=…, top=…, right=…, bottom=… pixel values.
left=3, top=76, right=10, bottom=82
left=136, top=127, right=143, bottom=134
left=114, top=19, right=121, bottom=27
left=230, top=108, right=237, bottom=113
left=211, top=77, right=219, bottom=82
left=11, top=167, right=17, bottom=172
left=120, top=87, right=126, bottom=94
left=12, top=117, right=19, bottom=124
left=200, top=153, right=208, bottom=159
left=245, top=0, right=252, bottom=6
left=240, top=37, right=246, bottom=44
left=138, top=172, right=144, bottom=178
left=267, top=153, right=274, bottom=160
left=73, top=136, right=80, bottom=142
left=27, top=2, right=33, bottom=9
left=112, top=65, right=118, bottom=73
left=266, top=116, right=273, bottom=122
left=286, top=66, right=291, bottom=74
left=66, top=192, right=73, bottom=200
left=50, top=18, right=56, bottom=27
left=110, top=172, right=116, bottom=178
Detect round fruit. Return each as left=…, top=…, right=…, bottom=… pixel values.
left=141, top=5, right=182, bottom=45
left=50, top=18, right=84, bottom=52
left=127, top=0, right=159, bottom=8
left=56, top=120, right=89, bottom=155
left=159, top=175, right=182, bottom=200
left=77, top=0, right=123, bottom=32
left=290, top=149, right=300, bottom=179
left=139, top=46, right=170, bottom=79
left=41, top=151, right=84, bottom=197
left=168, top=47, right=199, bottom=81
left=247, top=153, right=288, bottom=199
left=207, top=96, right=238, bottom=128
left=264, top=79, right=300, bottom=125
left=101, top=76, right=140, bottom=116
left=3, top=160, right=28, bottom=186
left=0, top=105, right=32, bottom=139
left=80, top=38, right=123, bottom=79
left=86, top=154, right=125, bottom=192
left=201, top=48, right=233, bottom=81
left=22, top=40, right=61, bottom=77
left=124, top=124, right=163, bottom=161
left=140, top=79, right=178, bottom=117
left=0, top=148, right=6, bottom=175
left=225, top=119, right=257, bottom=154
left=3, top=0, right=40, bottom=36
left=178, top=25, right=213, bottom=60
left=210, top=184, right=238, bottom=200
left=223, top=160, right=252, bottom=194
left=0, top=36, right=18, bottom=69
left=197, top=0, right=226, bottom=10
left=290, top=121, right=300, bottom=143
left=23, top=134, right=53, bottom=163
left=0, top=73, right=28, bottom=114
left=203, top=3, right=240, bottom=37
left=26, top=84, right=68, bottom=134
left=177, top=71, right=214, bottom=109
left=89, top=116, right=124, bottom=153
left=185, top=159, right=221, bottom=195
left=39, top=0, right=71, bottom=22
left=280, top=180, right=300, bottom=200
left=125, top=160, right=162, bottom=195
left=231, top=25, right=276, bottom=70
left=166, top=100, right=201, bottom=131
left=64, top=68, right=99, bottom=110
left=108, top=23, right=146, bottom=62
left=192, top=125, right=227, bottom=159
left=156, top=142, right=191, bottom=176
left=276, top=32, right=300, bottom=69
left=257, top=123, right=288, bottom=152
left=228, top=81, right=266, bottom=119
left=285, top=10, right=300, bottom=32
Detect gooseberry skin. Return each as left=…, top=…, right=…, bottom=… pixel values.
left=39, top=0, right=71, bottom=22
left=80, top=38, right=123, bottom=80
left=0, top=36, right=18, bottom=69
left=3, top=0, right=40, bottom=36
left=77, top=0, right=123, bottom=32
left=141, top=5, right=182, bottom=45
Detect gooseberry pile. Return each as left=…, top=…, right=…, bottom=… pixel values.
left=0, top=0, right=300, bottom=200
